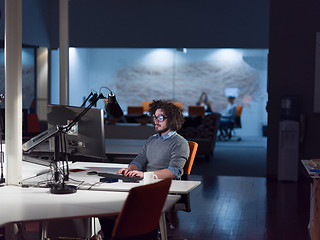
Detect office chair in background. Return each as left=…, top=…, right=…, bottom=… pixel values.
left=142, top=101, right=152, bottom=112
left=27, top=113, right=40, bottom=134
left=188, top=106, right=205, bottom=116
left=219, top=105, right=243, bottom=141
left=127, top=106, right=144, bottom=115
left=173, top=102, right=183, bottom=110
left=227, top=105, right=243, bottom=141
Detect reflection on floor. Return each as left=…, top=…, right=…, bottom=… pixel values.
left=168, top=175, right=310, bottom=240
left=192, top=136, right=267, bottom=177
left=169, top=137, right=310, bottom=239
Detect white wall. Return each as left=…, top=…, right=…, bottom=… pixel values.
left=69, top=48, right=90, bottom=106
left=50, top=48, right=268, bottom=137
left=0, top=48, right=35, bottom=110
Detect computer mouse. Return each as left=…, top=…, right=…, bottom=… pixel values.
left=87, top=171, right=98, bottom=175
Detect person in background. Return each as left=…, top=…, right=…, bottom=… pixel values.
left=99, top=100, right=190, bottom=239
left=196, top=92, right=213, bottom=112
left=219, top=96, right=237, bottom=139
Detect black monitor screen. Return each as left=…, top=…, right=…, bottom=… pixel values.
left=47, top=104, right=106, bottom=160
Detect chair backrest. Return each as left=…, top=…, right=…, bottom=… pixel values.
left=142, top=101, right=152, bottom=112
left=142, top=101, right=183, bottom=112
left=184, top=141, right=198, bottom=175
left=235, top=105, right=243, bottom=128
left=127, top=106, right=144, bottom=115
left=112, top=179, right=172, bottom=240
left=236, top=105, right=243, bottom=117
left=27, top=113, right=40, bottom=133
left=188, top=105, right=205, bottom=116
left=173, top=102, right=183, bottom=110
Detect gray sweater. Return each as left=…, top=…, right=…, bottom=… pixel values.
left=130, top=132, right=189, bottom=179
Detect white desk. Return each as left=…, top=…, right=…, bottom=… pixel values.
left=0, top=185, right=180, bottom=240
left=22, top=161, right=201, bottom=194
left=18, top=159, right=201, bottom=240
left=0, top=186, right=129, bottom=227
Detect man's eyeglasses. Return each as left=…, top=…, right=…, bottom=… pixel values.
left=152, top=114, right=167, bottom=122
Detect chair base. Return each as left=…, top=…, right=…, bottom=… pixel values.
left=218, top=128, right=241, bottom=142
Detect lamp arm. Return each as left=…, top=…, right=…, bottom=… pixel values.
left=99, top=86, right=112, bottom=94
left=80, top=92, right=93, bottom=107
left=64, top=93, right=104, bottom=132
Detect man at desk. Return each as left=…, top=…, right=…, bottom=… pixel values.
left=118, top=99, right=190, bottom=179
left=100, top=100, right=189, bottom=239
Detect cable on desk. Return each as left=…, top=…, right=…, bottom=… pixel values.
left=87, top=181, right=104, bottom=190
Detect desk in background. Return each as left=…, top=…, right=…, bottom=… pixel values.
left=22, top=138, right=145, bottom=164
left=105, top=138, right=145, bottom=163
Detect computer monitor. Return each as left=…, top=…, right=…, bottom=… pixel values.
left=47, top=104, right=106, bottom=160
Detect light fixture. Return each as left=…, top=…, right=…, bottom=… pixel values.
left=176, top=48, right=187, bottom=54
left=100, top=87, right=124, bottom=120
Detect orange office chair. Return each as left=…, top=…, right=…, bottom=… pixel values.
left=184, top=141, right=198, bottom=175
left=219, top=105, right=243, bottom=141
left=176, top=141, right=198, bottom=212
left=142, top=101, right=152, bottom=112
left=173, top=102, right=183, bottom=110
left=188, top=105, right=205, bottom=116
left=235, top=105, right=243, bottom=129
left=231, top=105, right=243, bottom=141
left=104, top=99, right=109, bottom=113
left=166, top=141, right=198, bottom=233
left=112, top=179, right=172, bottom=240
left=127, top=106, right=144, bottom=115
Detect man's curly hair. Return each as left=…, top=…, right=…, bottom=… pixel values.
left=148, top=100, right=185, bottom=131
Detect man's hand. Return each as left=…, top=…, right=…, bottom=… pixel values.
left=117, top=168, right=129, bottom=175
left=117, top=168, right=144, bottom=178
left=117, top=164, right=139, bottom=176
left=125, top=170, right=144, bottom=178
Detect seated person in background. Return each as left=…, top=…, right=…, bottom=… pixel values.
left=196, top=92, right=213, bottom=113
left=118, top=99, right=190, bottom=180
left=99, top=100, right=189, bottom=239
left=219, top=96, right=237, bottom=139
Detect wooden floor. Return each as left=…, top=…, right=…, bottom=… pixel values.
left=168, top=174, right=311, bottom=240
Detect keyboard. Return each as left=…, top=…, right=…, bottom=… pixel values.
left=98, top=172, right=143, bottom=183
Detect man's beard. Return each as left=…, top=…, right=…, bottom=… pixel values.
left=155, top=125, right=169, bottom=134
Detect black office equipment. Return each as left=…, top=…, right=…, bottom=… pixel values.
left=47, top=104, right=106, bottom=160
left=23, top=89, right=121, bottom=194
left=23, top=99, right=106, bottom=194
left=98, top=172, right=143, bottom=183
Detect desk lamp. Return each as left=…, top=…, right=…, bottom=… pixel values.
left=101, top=86, right=123, bottom=120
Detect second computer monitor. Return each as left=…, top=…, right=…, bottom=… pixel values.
left=47, top=104, right=106, bottom=160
